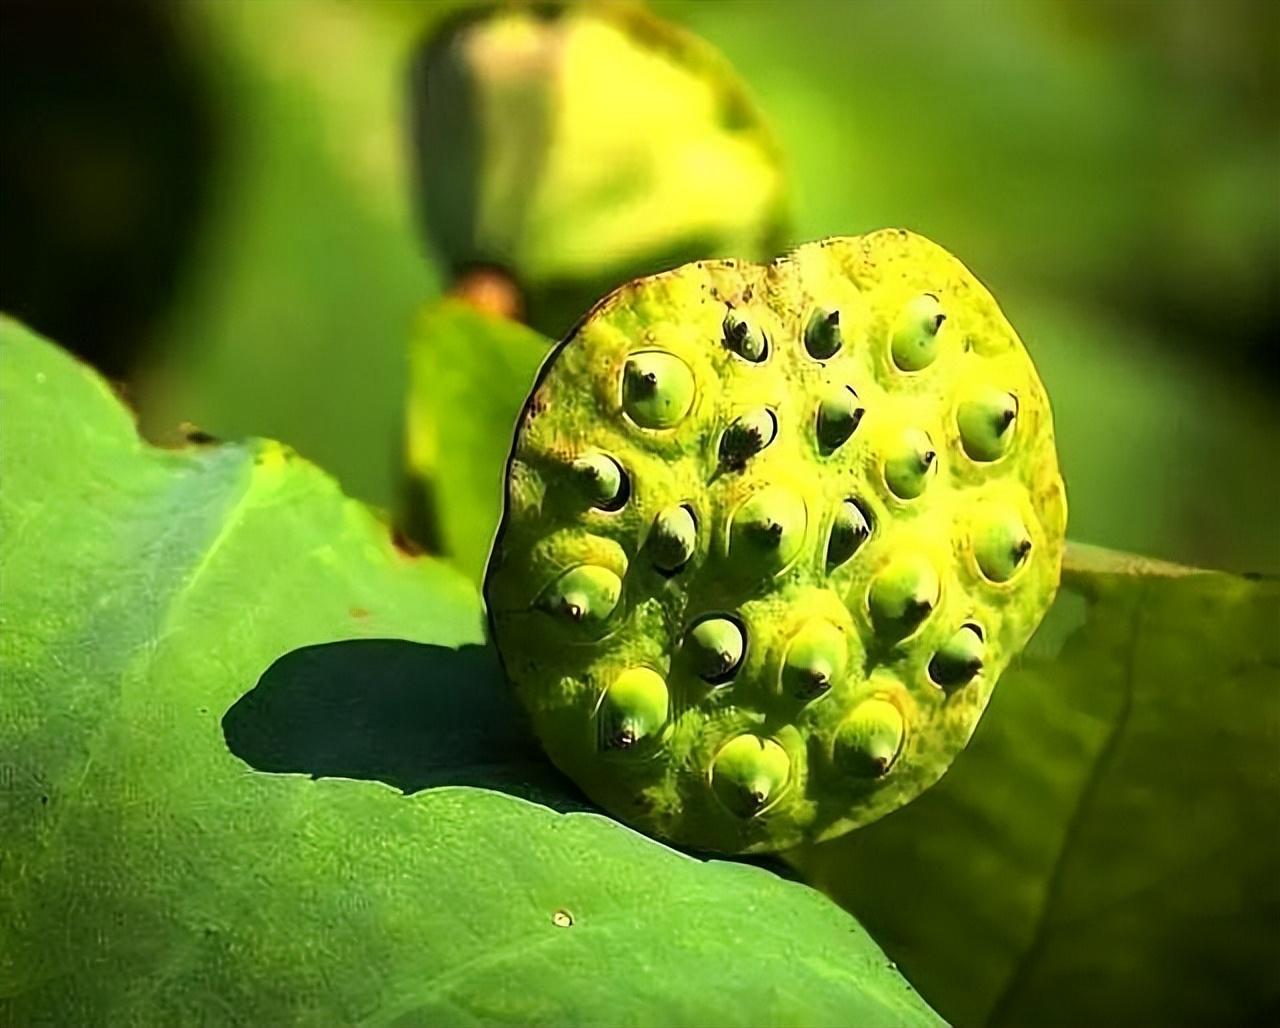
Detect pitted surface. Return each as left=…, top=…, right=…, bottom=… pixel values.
left=485, top=230, right=1067, bottom=853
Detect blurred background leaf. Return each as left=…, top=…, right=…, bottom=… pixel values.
left=788, top=545, right=1280, bottom=1026
left=2, top=0, right=1276, bottom=573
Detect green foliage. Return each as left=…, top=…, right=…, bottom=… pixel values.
left=0, top=318, right=941, bottom=1027
left=788, top=543, right=1280, bottom=1026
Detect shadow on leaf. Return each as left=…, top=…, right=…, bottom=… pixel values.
left=223, top=638, right=590, bottom=812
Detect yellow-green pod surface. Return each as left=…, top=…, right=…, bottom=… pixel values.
left=485, top=230, right=1067, bottom=854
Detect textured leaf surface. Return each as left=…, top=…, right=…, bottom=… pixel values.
left=0, top=319, right=941, bottom=1027
left=404, top=299, right=550, bottom=586
left=789, top=543, right=1280, bottom=1026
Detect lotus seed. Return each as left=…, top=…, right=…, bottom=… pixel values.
left=826, top=499, right=872, bottom=570
left=719, top=407, right=777, bottom=469
left=884, top=427, right=938, bottom=500
left=958, top=388, right=1018, bottom=462
left=723, top=309, right=767, bottom=362
left=929, top=623, right=985, bottom=690
left=686, top=616, right=746, bottom=682
left=834, top=698, right=905, bottom=778
left=974, top=509, right=1033, bottom=583
left=537, top=564, right=622, bottom=629
left=815, top=384, right=864, bottom=453
left=571, top=452, right=627, bottom=510
left=869, top=554, right=940, bottom=637
left=804, top=307, right=843, bottom=360
left=598, top=667, right=669, bottom=751
left=729, top=485, right=806, bottom=575
left=710, top=734, right=791, bottom=818
left=891, top=293, right=946, bottom=371
left=782, top=620, right=846, bottom=700
left=649, top=504, right=698, bottom=573
left=622, top=351, right=696, bottom=428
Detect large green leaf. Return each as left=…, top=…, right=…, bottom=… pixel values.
left=0, top=318, right=940, bottom=1027
left=789, top=543, right=1280, bottom=1026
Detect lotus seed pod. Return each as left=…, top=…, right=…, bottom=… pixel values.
left=486, top=229, right=1067, bottom=853
left=804, top=307, right=843, bottom=360
left=598, top=667, right=669, bottom=751
left=958, top=388, right=1018, bottom=462
left=891, top=293, right=946, bottom=371
left=537, top=564, right=622, bottom=630
left=623, top=351, right=696, bottom=429
left=710, top=734, right=791, bottom=818
left=929, top=623, right=985, bottom=690
left=410, top=2, right=787, bottom=337
left=826, top=499, right=873, bottom=570
left=974, top=507, right=1034, bottom=583
left=571, top=452, right=627, bottom=510
left=815, top=385, right=864, bottom=453
left=869, top=554, right=941, bottom=637
left=719, top=407, right=778, bottom=469
left=649, top=504, right=698, bottom=573
left=834, top=698, right=906, bottom=778
left=782, top=620, right=847, bottom=700
left=723, top=310, right=768, bottom=363
left=686, top=616, right=746, bottom=682
left=884, top=427, right=938, bottom=499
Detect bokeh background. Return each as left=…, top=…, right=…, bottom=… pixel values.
left=2, top=0, right=1277, bottom=573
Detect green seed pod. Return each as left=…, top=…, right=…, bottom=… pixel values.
left=815, top=384, right=864, bottom=453
left=883, top=427, right=937, bottom=500
left=536, top=564, right=622, bottom=629
left=891, top=293, right=946, bottom=371
left=781, top=620, right=847, bottom=700
left=649, top=504, right=697, bottom=573
left=804, top=307, right=843, bottom=360
left=598, top=667, right=669, bottom=751
left=571, top=452, right=627, bottom=510
left=686, top=616, right=746, bottom=682
left=723, top=309, right=768, bottom=363
left=622, top=351, right=696, bottom=429
left=487, top=229, right=1067, bottom=854
left=928, top=623, right=985, bottom=690
left=833, top=698, right=905, bottom=778
left=719, top=407, right=777, bottom=469
left=868, top=554, right=941, bottom=637
left=709, top=734, right=791, bottom=818
left=410, top=2, right=788, bottom=338
left=728, top=485, right=806, bottom=575
left=958, top=388, right=1018, bottom=462
left=974, top=508, right=1034, bottom=583
left=826, top=499, right=872, bottom=570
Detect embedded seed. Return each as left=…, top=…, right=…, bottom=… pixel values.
left=729, top=485, right=806, bottom=574
left=571, top=452, right=628, bottom=509
left=804, top=307, right=843, bottom=360
left=719, top=407, right=777, bottom=469
left=649, top=504, right=697, bottom=573
left=957, top=388, right=1018, bottom=462
left=868, top=554, right=940, bottom=636
left=891, top=293, right=946, bottom=371
left=723, top=309, right=767, bottom=362
left=537, top=564, right=622, bottom=629
left=974, top=509, right=1033, bottom=583
left=622, top=350, right=696, bottom=428
left=815, top=384, right=864, bottom=452
left=686, top=616, right=746, bottom=682
left=826, top=499, right=872, bottom=570
left=928, top=623, right=985, bottom=690
left=834, top=698, right=905, bottom=778
left=598, top=667, right=669, bottom=751
left=781, top=620, right=846, bottom=700
left=709, top=734, right=790, bottom=818
left=884, top=427, right=938, bottom=499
